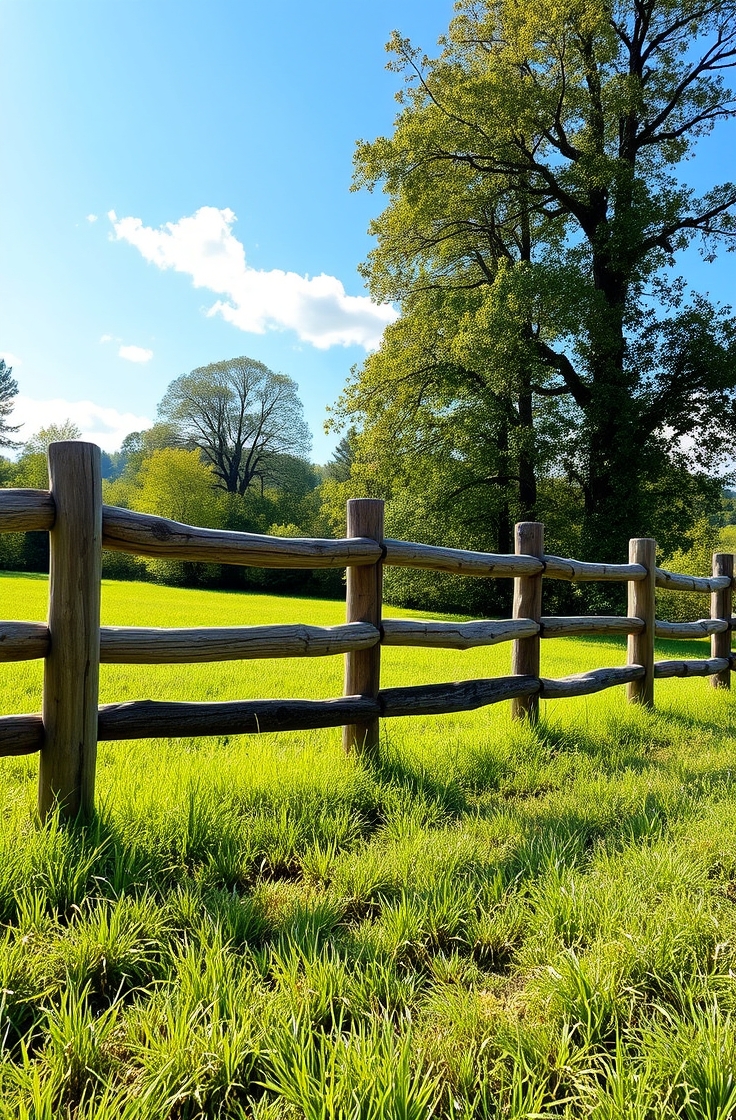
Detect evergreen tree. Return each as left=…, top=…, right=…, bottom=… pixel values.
left=0, top=360, right=20, bottom=449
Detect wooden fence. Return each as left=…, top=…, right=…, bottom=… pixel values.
left=0, top=441, right=734, bottom=821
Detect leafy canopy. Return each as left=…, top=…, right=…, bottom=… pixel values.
left=158, top=356, right=311, bottom=497
left=345, top=0, right=736, bottom=565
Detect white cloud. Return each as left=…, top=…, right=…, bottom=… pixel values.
left=99, top=334, right=114, bottom=344
left=108, top=206, right=397, bottom=350
left=87, top=214, right=98, bottom=223
left=118, top=344, right=153, bottom=363
left=13, top=396, right=152, bottom=452
left=0, top=351, right=21, bottom=368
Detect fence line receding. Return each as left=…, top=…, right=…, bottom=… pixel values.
left=0, top=442, right=733, bottom=820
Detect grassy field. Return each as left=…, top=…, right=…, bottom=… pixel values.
left=1, top=571, right=736, bottom=1118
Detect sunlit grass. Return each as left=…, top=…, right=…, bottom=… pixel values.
left=0, top=571, right=735, bottom=1117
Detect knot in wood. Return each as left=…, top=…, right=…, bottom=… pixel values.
left=151, top=521, right=172, bottom=541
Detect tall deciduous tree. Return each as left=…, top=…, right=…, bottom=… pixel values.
left=353, top=0, right=736, bottom=560
left=158, top=356, right=311, bottom=496
left=0, top=359, right=20, bottom=448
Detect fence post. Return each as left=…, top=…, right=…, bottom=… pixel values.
left=711, top=552, right=733, bottom=689
left=39, top=442, right=102, bottom=821
left=343, top=499, right=384, bottom=754
left=511, top=521, right=544, bottom=723
left=627, top=538, right=656, bottom=708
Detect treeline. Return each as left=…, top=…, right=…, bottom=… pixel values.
left=0, top=356, right=348, bottom=598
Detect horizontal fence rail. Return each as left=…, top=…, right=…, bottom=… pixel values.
left=102, top=506, right=382, bottom=569
left=0, top=442, right=734, bottom=820
left=98, top=622, right=379, bottom=664
left=4, top=615, right=735, bottom=665
left=0, top=489, right=56, bottom=532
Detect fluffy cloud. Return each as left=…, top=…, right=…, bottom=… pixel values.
left=0, top=351, right=21, bottom=368
left=13, top=396, right=152, bottom=452
left=108, top=206, right=397, bottom=350
left=118, top=344, right=153, bottom=363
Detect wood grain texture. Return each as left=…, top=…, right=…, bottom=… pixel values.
left=98, top=696, right=379, bottom=740
left=382, top=539, right=544, bottom=577
left=628, top=538, right=656, bottom=707
left=99, top=622, right=379, bottom=664
left=711, top=553, right=733, bottom=689
left=540, top=664, right=645, bottom=698
left=380, top=618, right=539, bottom=649
left=540, top=615, right=643, bottom=637
left=379, top=675, right=540, bottom=718
left=0, top=622, right=49, bottom=661
left=0, top=489, right=55, bottom=532
left=343, top=500, right=384, bottom=754
left=39, top=442, right=102, bottom=821
left=655, top=568, right=731, bottom=593
left=655, top=619, right=729, bottom=639
left=543, top=556, right=647, bottom=582
left=102, top=505, right=382, bottom=569
left=654, top=658, right=730, bottom=679
left=0, top=713, right=44, bottom=755
left=511, top=522, right=544, bottom=722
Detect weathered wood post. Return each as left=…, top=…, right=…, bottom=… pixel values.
left=511, top=521, right=544, bottom=723
left=39, top=442, right=102, bottom=821
left=343, top=499, right=384, bottom=754
left=627, top=538, right=656, bottom=708
left=710, top=552, right=733, bottom=690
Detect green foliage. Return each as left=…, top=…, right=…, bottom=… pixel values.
left=345, top=0, right=736, bottom=572
left=159, top=355, right=311, bottom=496
left=657, top=516, right=723, bottom=622
left=0, top=360, right=330, bottom=593
left=23, top=421, right=83, bottom=456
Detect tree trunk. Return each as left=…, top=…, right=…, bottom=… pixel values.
left=580, top=255, right=639, bottom=565
left=516, top=385, right=537, bottom=521
left=496, top=421, right=512, bottom=555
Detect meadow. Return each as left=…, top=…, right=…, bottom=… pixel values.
left=1, top=570, right=736, bottom=1118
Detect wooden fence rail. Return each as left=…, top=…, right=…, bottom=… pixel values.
left=0, top=441, right=734, bottom=820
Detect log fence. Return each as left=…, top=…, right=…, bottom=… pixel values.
left=0, top=442, right=734, bottom=820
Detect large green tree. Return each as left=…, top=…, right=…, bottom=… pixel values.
left=352, top=0, right=736, bottom=561
left=158, top=356, right=311, bottom=497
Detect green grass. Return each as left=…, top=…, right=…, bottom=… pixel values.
left=1, top=571, right=736, bottom=1117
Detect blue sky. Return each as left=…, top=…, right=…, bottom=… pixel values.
left=1, top=0, right=734, bottom=463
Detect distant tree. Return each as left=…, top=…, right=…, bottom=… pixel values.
left=111, top=423, right=180, bottom=481
left=131, top=448, right=225, bottom=528
left=0, top=359, right=20, bottom=449
left=158, top=356, right=311, bottom=496
left=9, top=421, right=84, bottom=491
left=24, top=420, right=82, bottom=455
left=324, top=431, right=357, bottom=484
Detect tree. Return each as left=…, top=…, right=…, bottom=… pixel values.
left=330, top=281, right=571, bottom=558
left=24, top=420, right=82, bottom=455
left=0, top=359, right=20, bottom=448
left=158, top=356, right=311, bottom=497
left=323, top=430, right=358, bottom=484
left=353, top=1, right=736, bottom=561
left=130, top=448, right=226, bottom=586
left=132, top=448, right=224, bottom=527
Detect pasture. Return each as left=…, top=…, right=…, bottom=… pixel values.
left=0, top=571, right=735, bottom=1118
